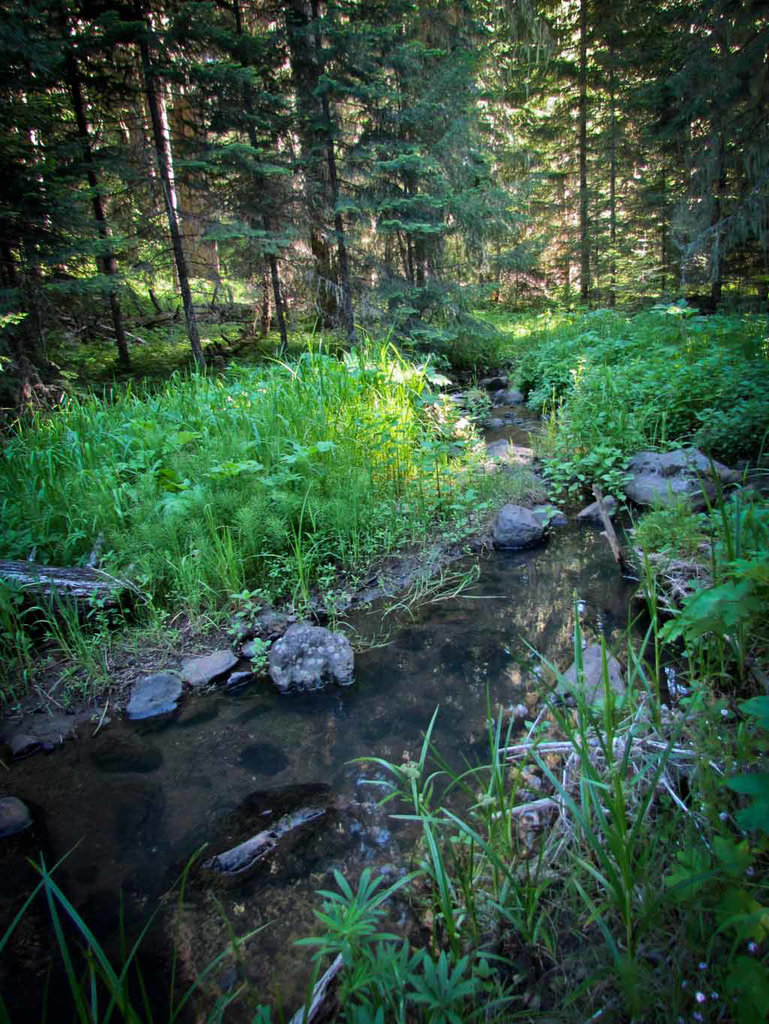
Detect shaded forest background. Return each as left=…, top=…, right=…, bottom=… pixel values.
left=1, top=0, right=768, bottom=397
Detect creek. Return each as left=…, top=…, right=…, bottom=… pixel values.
left=0, top=415, right=639, bottom=1021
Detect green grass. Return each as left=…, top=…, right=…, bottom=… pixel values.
left=0, top=338, right=521, bottom=699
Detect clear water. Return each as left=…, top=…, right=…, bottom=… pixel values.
left=0, top=523, right=636, bottom=1019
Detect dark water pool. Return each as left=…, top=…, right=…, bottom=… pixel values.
left=0, top=524, right=636, bottom=1019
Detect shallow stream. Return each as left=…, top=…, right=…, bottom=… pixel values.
left=1, top=520, right=637, bottom=1019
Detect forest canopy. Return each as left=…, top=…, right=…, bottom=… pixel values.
left=0, top=0, right=768, bottom=395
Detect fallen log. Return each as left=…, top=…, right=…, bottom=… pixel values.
left=592, top=485, right=629, bottom=572
left=0, top=561, right=125, bottom=607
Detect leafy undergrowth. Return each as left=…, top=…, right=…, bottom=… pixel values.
left=486, top=304, right=769, bottom=501
left=0, top=341, right=527, bottom=704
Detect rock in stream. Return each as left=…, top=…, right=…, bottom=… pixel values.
left=492, top=504, right=547, bottom=550
left=269, top=625, right=354, bottom=692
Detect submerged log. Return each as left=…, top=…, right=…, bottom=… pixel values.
left=202, top=806, right=326, bottom=877
left=0, top=561, right=124, bottom=606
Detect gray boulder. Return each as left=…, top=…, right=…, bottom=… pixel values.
left=492, top=388, right=524, bottom=406
left=0, top=796, right=31, bottom=838
left=577, top=495, right=618, bottom=522
left=126, top=672, right=183, bottom=720
left=557, top=644, right=625, bottom=705
left=492, top=504, right=547, bottom=550
left=481, top=375, right=508, bottom=391
left=625, top=449, right=738, bottom=510
left=268, top=625, right=354, bottom=693
left=181, top=650, right=238, bottom=688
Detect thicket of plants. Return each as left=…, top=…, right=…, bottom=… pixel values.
left=0, top=339, right=528, bottom=702
left=497, top=305, right=769, bottom=501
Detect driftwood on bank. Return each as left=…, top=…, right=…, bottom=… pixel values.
left=0, top=560, right=124, bottom=606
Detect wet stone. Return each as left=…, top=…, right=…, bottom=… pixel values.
left=1, top=711, right=90, bottom=759
left=181, top=650, right=238, bottom=688
left=225, top=670, right=256, bottom=690
left=492, top=504, right=547, bottom=551
left=0, top=797, right=32, bottom=838
left=126, top=672, right=183, bottom=720
left=269, top=625, right=354, bottom=693
left=368, top=826, right=391, bottom=847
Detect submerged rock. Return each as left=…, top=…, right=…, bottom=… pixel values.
left=577, top=496, right=618, bottom=522
left=0, top=796, right=31, bottom=838
left=1, top=711, right=90, bottom=758
left=126, top=672, right=182, bottom=720
left=625, top=448, right=737, bottom=510
left=492, top=504, right=547, bottom=550
left=557, top=644, right=625, bottom=705
left=203, top=806, right=326, bottom=876
left=181, top=650, right=238, bottom=688
left=225, top=670, right=256, bottom=690
left=268, top=625, right=354, bottom=693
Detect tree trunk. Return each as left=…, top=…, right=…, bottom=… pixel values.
left=265, top=216, right=288, bottom=355
left=311, top=0, right=355, bottom=339
left=578, top=0, right=590, bottom=304
left=608, top=31, right=616, bottom=308
left=660, top=167, right=667, bottom=296
left=232, top=0, right=288, bottom=354
left=259, top=261, right=271, bottom=336
left=136, top=12, right=205, bottom=369
left=66, top=51, right=130, bottom=368
left=710, top=131, right=726, bottom=310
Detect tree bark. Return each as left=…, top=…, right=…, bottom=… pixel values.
left=233, top=0, right=288, bottom=354
left=312, top=0, right=355, bottom=339
left=578, top=0, right=590, bottom=304
left=608, top=29, right=616, bottom=308
left=66, top=51, right=130, bottom=368
left=660, top=167, right=667, bottom=296
left=259, top=261, right=272, bottom=336
left=136, top=11, right=205, bottom=368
